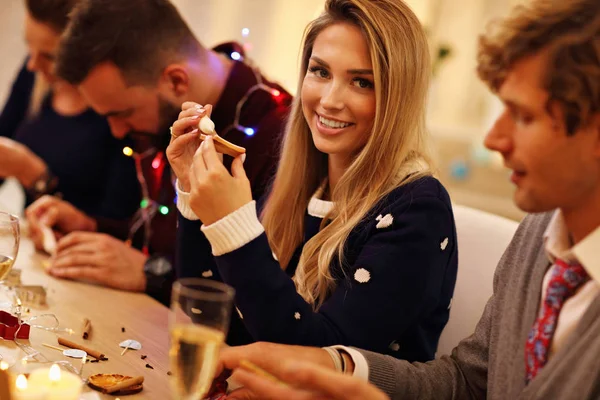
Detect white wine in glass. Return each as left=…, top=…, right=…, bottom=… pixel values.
left=170, top=278, right=234, bottom=400
left=0, top=255, right=15, bottom=280
left=0, top=212, right=19, bottom=281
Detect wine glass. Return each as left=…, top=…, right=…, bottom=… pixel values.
left=0, top=211, right=19, bottom=281
left=169, top=278, right=235, bottom=400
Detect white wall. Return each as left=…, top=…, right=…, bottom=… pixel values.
left=172, top=0, right=326, bottom=93
left=0, top=0, right=27, bottom=108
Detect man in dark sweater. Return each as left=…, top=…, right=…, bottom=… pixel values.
left=25, top=0, right=291, bottom=303
left=204, top=1, right=600, bottom=399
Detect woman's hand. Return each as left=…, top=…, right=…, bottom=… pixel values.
left=0, top=137, right=46, bottom=187
left=26, top=195, right=96, bottom=251
left=188, top=135, right=251, bottom=225
left=166, top=102, right=211, bottom=192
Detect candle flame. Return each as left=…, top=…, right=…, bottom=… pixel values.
left=16, top=374, right=27, bottom=390
left=0, top=361, right=8, bottom=370
left=49, top=364, right=61, bottom=382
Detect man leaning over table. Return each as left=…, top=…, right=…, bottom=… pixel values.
left=25, top=0, right=291, bottom=304
left=206, top=0, right=600, bottom=399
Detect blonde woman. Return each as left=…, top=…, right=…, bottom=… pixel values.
left=169, top=0, right=457, bottom=361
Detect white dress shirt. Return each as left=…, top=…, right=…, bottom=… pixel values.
left=541, top=210, right=600, bottom=358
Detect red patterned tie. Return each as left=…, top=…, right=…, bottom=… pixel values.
left=525, top=259, right=590, bottom=383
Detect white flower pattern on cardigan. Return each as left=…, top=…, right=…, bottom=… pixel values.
left=354, top=268, right=371, bottom=283
left=376, top=214, right=394, bottom=229
left=440, top=237, right=449, bottom=251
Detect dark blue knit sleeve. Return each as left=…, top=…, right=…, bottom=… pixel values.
left=214, top=194, right=457, bottom=355
left=175, top=214, right=217, bottom=279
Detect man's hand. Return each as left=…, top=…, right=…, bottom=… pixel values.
left=26, top=196, right=97, bottom=252
left=229, top=361, right=388, bottom=400
left=216, top=342, right=336, bottom=378
left=48, top=232, right=148, bottom=292
left=214, top=343, right=387, bottom=400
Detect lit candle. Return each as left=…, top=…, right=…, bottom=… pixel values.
left=49, top=364, right=60, bottom=384
left=16, top=374, right=27, bottom=388
left=0, top=362, right=12, bottom=400
left=13, top=374, right=44, bottom=400
left=27, top=365, right=81, bottom=400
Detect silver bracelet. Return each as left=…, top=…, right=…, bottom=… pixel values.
left=323, top=347, right=344, bottom=373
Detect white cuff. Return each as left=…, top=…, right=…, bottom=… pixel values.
left=331, top=346, right=369, bottom=381
left=176, top=179, right=199, bottom=221
left=201, top=201, right=264, bottom=256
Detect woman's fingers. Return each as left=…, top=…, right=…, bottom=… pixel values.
left=181, top=101, right=203, bottom=111
left=177, top=106, right=204, bottom=121
left=171, top=115, right=202, bottom=137
left=172, top=104, right=215, bottom=139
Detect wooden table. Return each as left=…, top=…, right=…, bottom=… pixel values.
left=0, top=181, right=173, bottom=399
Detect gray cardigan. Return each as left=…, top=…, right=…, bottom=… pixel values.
left=359, top=212, right=600, bottom=399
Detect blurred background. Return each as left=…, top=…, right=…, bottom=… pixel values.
left=0, top=0, right=529, bottom=220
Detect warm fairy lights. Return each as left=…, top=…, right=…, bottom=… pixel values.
left=118, top=48, right=288, bottom=252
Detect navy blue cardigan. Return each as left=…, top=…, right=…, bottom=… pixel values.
left=177, top=176, right=458, bottom=361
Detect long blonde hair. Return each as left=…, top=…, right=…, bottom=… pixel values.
left=261, top=0, right=432, bottom=309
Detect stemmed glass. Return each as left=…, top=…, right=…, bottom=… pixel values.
left=0, top=211, right=20, bottom=285
left=169, top=278, right=235, bottom=400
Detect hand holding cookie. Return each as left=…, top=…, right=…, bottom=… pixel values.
left=188, top=135, right=252, bottom=225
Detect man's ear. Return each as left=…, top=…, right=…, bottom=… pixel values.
left=159, top=64, right=190, bottom=98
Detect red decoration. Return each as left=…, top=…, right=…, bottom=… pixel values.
left=150, top=152, right=166, bottom=198
left=0, top=310, right=30, bottom=340
left=207, top=374, right=229, bottom=400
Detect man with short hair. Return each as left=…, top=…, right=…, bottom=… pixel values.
left=26, top=0, right=291, bottom=305
left=209, top=0, right=600, bottom=398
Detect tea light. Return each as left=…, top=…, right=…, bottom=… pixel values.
left=1, top=362, right=15, bottom=400
left=13, top=374, right=45, bottom=400
left=25, top=364, right=82, bottom=400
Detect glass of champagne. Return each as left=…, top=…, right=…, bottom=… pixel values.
left=0, top=211, right=19, bottom=281
left=169, top=278, right=235, bottom=400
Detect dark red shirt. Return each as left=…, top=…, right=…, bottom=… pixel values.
left=141, top=49, right=291, bottom=304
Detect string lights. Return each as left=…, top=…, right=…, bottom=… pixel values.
left=121, top=34, right=289, bottom=254
left=123, top=147, right=159, bottom=255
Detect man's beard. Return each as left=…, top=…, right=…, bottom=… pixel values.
left=157, top=96, right=182, bottom=135
left=129, top=96, right=181, bottom=150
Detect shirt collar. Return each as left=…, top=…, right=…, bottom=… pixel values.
left=307, top=182, right=334, bottom=218
left=544, top=210, right=600, bottom=284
